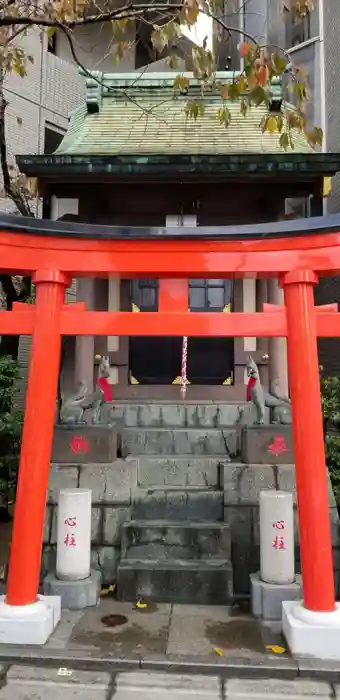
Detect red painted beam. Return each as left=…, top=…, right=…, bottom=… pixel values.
left=264, top=302, right=339, bottom=314
left=60, top=310, right=287, bottom=337
left=159, top=279, right=188, bottom=312
left=0, top=310, right=35, bottom=334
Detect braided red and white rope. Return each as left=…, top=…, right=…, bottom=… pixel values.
left=180, top=335, right=188, bottom=398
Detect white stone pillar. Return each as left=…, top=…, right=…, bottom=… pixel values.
left=243, top=278, right=256, bottom=353
left=75, top=278, right=95, bottom=391
left=268, top=279, right=289, bottom=397
left=260, top=490, right=295, bottom=585
left=56, top=489, right=91, bottom=581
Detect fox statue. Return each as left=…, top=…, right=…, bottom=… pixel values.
left=60, top=356, right=112, bottom=425
left=246, top=356, right=292, bottom=425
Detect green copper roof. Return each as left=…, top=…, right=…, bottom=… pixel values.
left=54, top=71, right=313, bottom=157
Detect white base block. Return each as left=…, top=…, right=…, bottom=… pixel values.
left=282, top=600, right=340, bottom=660
left=0, top=595, right=61, bottom=645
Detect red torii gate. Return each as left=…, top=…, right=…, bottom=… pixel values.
left=1, top=214, right=340, bottom=625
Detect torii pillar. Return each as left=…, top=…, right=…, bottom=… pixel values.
left=0, top=270, right=70, bottom=644
left=281, top=270, right=340, bottom=659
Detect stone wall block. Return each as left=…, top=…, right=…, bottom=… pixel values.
left=48, top=464, right=79, bottom=504
left=223, top=464, right=276, bottom=505
left=91, top=546, right=121, bottom=584
left=79, top=459, right=138, bottom=504
left=43, top=505, right=52, bottom=544
left=103, top=507, right=131, bottom=546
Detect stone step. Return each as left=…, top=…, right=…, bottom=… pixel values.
left=122, top=427, right=239, bottom=456
left=117, top=558, right=233, bottom=605
left=131, top=488, right=223, bottom=521
left=136, top=455, right=225, bottom=489
left=121, top=519, right=231, bottom=559
left=110, top=401, right=260, bottom=428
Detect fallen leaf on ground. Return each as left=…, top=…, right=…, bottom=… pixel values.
left=136, top=600, right=148, bottom=609
left=101, top=584, right=116, bottom=597
left=214, top=647, right=224, bottom=656
left=266, top=644, right=286, bottom=654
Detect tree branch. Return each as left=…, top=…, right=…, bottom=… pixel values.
left=0, top=74, right=34, bottom=216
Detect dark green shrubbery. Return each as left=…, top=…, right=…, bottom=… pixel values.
left=0, top=356, right=23, bottom=514
left=320, top=374, right=340, bottom=507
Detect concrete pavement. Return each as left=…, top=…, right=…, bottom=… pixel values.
left=0, top=666, right=337, bottom=699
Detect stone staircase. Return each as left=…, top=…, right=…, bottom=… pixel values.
left=111, top=401, right=254, bottom=605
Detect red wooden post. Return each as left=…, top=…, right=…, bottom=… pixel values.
left=6, top=270, right=70, bottom=606
left=282, top=270, right=335, bottom=613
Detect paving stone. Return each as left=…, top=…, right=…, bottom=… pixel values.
left=78, top=460, right=137, bottom=504
left=103, top=507, right=130, bottom=545
left=1, top=665, right=111, bottom=700
left=226, top=678, right=333, bottom=698
left=48, top=465, right=79, bottom=504
left=114, top=671, right=220, bottom=698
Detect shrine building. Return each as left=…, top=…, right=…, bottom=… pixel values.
left=17, top=71, right=340, bottom=398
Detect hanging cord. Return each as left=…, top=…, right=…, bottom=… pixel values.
left=180, top=335, right=188, bottom=399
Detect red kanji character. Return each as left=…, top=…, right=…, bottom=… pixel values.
left=64, top=533, right=76, bottom=547
left=64, top=517, right=77, bottom=527
left=272, top=520, right=285, bottom=530
left=272, top=536, right=286, bottom=550
left=70, top=435, right=89, bottom=454
left=268, top=435, right=289, bottom=457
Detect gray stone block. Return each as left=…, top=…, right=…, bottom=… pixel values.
left=6, top=665, right=110, bottom=687
left=241, top=425, right=294, bottom=465
left=40, top=545, right=56, bottom=581
left=226, top=678, right=332, bottom=698
left=44, top=506, right=52, bottom=544
left=115, top=671, right=220, bottom=699
left=103, top=506, right=130, bottom=545
left=122, top=427, right=238, bottom=456
left=222, top=463, right=276, bottom=505
left=4, top=665, right=110, bottom=700
left=47, top=464, right=79, bottom=504
left=118, top=559, right=233, bottom=605
left=250, top=572, right=302, bottom=621
left=91, top=545, right=121, bottom=584
left=78, top=459, right=137, bottom=504
left=136, top=456, right=219, bottom=488
left=131, top=489, right=223, bottom=521
left=121, top=520, right=231, bottom=560
left=43, top=569, right=102, bottom=610
left=52, top=423, right=122, bottom=464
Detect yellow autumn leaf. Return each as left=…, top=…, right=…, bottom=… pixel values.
left=214, top=647, right=224, bottom=656
left=266, top=644, right=286, bottom=654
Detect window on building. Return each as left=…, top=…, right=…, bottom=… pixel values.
left=135, top=21, right=160, bottom=69
left=42, top=125, right=64, bottom=219
left=285, top=196, right=312, bottom=218
left=285, top=1, right=319, bottom=48
left=47, top=30, right=57, bottom=54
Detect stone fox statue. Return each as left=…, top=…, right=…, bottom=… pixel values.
left=246, top=356, right=292, bottom=425
left=60, top=356, right=112, bottom=425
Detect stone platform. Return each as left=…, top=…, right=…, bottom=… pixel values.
left=51, top=423, right=123, bottom=464
left=241, top=425, right=294, bottom=465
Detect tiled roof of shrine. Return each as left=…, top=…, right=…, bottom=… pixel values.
left=53, top=71, right=314, bottom=156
